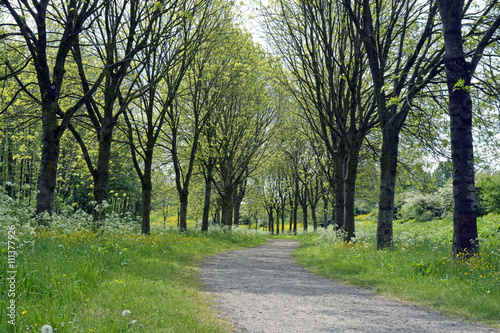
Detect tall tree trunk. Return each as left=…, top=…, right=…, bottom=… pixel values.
left=233, top=182, right=246, bottom=226
left=334, top=153, right=345, bottom=230
left=293, top=192, right=298, bottom=235
left=179, top=191, right=189, bottom=233
left=275, top=206, right=280, bottom=235
left=233, top=196, right=242, bottom=226
left=344, top=147, right=360, bottom=241
left=311, top=203, right=318, bottom=231
left=92, top=117, right=113, bottom=225
left=220, top=191, right=233, bottom=227
left=281, top=201, right=286, bottom=233
left=268, top=207, right=274, bottom=235
left=141, top=148, right=153, bottom=235
left=437, top=0, right=484, bottom=256
left=201, top=166, right=213, bottom=233
left=36, top=103, right=61, bottom=223
left=301, top=202, right=308, bottom=232
left=323, top=195, right=328, bottom=229
left=376, top=127, right=400, bottom=249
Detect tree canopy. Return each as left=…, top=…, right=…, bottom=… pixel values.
left=2, top=0, right=500, bottom=258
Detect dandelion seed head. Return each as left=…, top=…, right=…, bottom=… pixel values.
left=122, top=309, right=131, bottom=316
left=41, top=324, right=53, bottom=333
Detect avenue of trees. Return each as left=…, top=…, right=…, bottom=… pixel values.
left=2, top=0, right=500, bottom=258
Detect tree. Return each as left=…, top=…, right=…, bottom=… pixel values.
left=211, top=44, right=278, bottom=227
left=344, top=0, right=444, bottom=248
left=121, top=0, right=229, bottom=234
left=437, top=0, right=500, bottom=256
left=68, top=0, right=167, bottom=226
left=262, top=0, right=377, bottom=240
left=0, top=0, right=102, bottom=222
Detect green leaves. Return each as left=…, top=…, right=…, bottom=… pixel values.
left=452, top=78, right=471, bottom=93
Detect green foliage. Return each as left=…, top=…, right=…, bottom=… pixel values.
left=398, top=181, right=453, bottom=222
left=477, top=172, right=500, bottom=215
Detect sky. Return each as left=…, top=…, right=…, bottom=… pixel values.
left=237, top=0, right=268, bottom=47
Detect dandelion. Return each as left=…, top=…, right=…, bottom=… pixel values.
left=122, top=310, right=131, bottom=316
left=22, top=310, right=27, bottom=314
left=41, top=325, right=53, bottom=333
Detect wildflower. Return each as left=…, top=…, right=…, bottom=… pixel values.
left=22, top=310, right=27, bottom=314
left=131, top=320, right=138, bottom=325
left=122, top=310, right=131, bottom=316
left=41, top=325, right=53, bottom=333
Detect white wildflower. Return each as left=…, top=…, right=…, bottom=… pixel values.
left=122, top=309, right=131, bottom=316
left=131, top=320, right=138, bottom=325
left=41, top=324, right=53, bottom=333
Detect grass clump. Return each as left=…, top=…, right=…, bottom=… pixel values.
left=0, top=212, right=266, bottom=333
left=293, top=215, right=500, bottom=328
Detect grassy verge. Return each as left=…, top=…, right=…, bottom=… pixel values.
left=293, top=214, right=500, bottom=328
left=0, top=219, right=266, bottom=332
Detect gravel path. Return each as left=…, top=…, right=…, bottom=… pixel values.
left=201, top=239, right=498, bottom=333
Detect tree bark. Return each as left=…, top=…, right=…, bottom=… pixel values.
left=437, top=0, right=480, bottom=256
left=233, top=181, right=246, bottom=226
left=140, top=147, right=153, bottom=235
left=293, top=184, right=299, bottom=235
left=376, top=127, right=400, bottom=249
left=233, top=196, right=242, bottom=226
left=220, top=191, right=233, bottom=228
left=275, top=206, right=280, bottom=235
left=268, top=207, right=274, bottom=235
left=334, top=153, right=345, bottom=230
left=36, top=102, right=61, bottom=222
left=201, top=166, right=213, bottom=233
left=344, top=147, right=361, bottom=241
left=179, top=191, right=189, bottom=233
left=92, top=116, right=113, bottom=225
left=323, top=194, right=328, bottom=229
left=310, top=202, right=318, bottom=231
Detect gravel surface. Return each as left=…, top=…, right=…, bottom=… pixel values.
left=201, top=239, right=498, bottom=333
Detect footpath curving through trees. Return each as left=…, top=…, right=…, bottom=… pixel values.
left=202, top=239, right=498, bottom=333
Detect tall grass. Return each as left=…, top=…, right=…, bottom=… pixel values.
left=0, top=208, right=266, bottom=333
left=294, top=214, right=500, bottom=327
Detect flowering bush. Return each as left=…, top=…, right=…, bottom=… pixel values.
left=399, top=184, right=453, bottom=222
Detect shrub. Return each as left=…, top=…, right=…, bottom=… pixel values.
left=477, top=172, right=500, bottom=215
left=400, top=192, right=442, bottom=222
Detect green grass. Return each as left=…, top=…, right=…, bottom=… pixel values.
left=2, top=209, right=499, bottom=332
left=293, top=214, right=500, bottom=328
left=0, top=221, right=266, bottom=332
